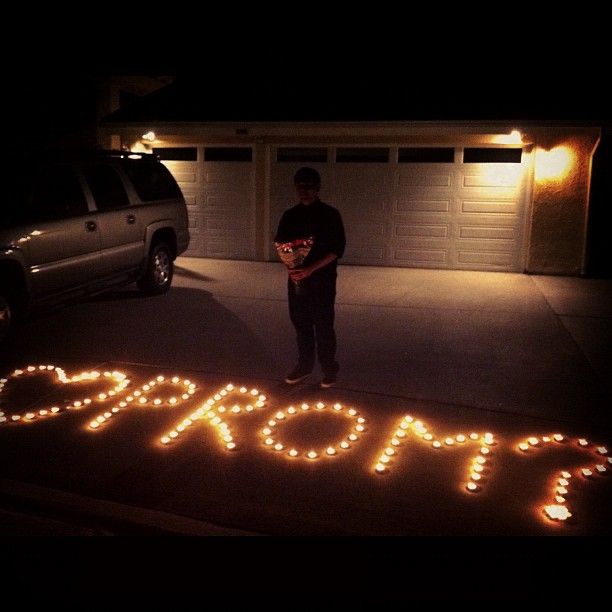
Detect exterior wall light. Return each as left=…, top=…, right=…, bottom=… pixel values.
left=535, top=145, right=574, bottom=181
left=492, top=129, right=523, bottom=144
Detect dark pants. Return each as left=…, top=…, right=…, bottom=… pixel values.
left=288, top=274, right=339, bottom=377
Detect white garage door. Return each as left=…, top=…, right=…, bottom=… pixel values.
left=270, top=145, right=530, bottom=272
left=160, top=146, right=256, bottom=260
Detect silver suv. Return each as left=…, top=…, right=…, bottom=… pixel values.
left=0, top=151, right=190, bottom=342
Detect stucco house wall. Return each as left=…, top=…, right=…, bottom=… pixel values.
left=527, top=128, right=600, bottom=275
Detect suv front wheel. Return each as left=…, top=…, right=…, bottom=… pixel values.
left=137, top=242, right=174, bottom=295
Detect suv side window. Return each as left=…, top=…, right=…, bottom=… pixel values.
left=83, top=164, right=131, bottom=211
left=122, top=160, right=182, bottom=201
left=29, top=165, right=88, bottom=223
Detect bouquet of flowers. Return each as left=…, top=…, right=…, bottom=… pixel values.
left=274, top=237, right=314, bottom=294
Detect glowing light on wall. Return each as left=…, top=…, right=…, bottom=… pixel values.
left=535, top=145, right=574, bottom=181
left=261, top=402, right=365, bottom=460
left=516, top=435, right=608, bottom=522
left=491, top=130, right=523, bottom=145
left=88, top=375, right=196, bottom=430
left=373, top=415, right=496, bottom=493
left=0, top=365, right=128, bottom=424
left=160, top=384, right=267, bottom=450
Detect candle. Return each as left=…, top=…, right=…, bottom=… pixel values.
left=544, top=505, right=571, bottom=521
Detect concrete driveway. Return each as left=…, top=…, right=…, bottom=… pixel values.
left=1, top=258, right=611, bottom=538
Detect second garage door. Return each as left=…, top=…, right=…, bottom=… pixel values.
left=270, top=145, right=531, bottom=272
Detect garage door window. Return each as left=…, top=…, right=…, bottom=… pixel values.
left=154, top=147, right=198, bottom=161
left=277, top=147, right=327, bottom=162
left=464, top=148, right=522, bottom=163
left=204, top=147, right=252, bottom=162
left=399, top=148, right=455, bottom=163
left=336, top=147, right=389, bottom=163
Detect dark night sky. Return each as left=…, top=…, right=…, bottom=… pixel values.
left=12, top=50, right=610, bottom=131
left=7, top=4, right=609, bottom=132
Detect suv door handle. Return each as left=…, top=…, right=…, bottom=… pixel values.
left=127, top=214, right=136, bottom=224
left=85, top=221, right=97, bottom=232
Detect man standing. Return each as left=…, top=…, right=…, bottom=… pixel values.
left=275, top=167, right=346, bottom=388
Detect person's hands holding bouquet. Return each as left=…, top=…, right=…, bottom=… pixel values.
left=274, top=237, right=314, bottom=293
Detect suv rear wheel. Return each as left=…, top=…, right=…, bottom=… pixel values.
left=137, top=242, right=174, bottom=295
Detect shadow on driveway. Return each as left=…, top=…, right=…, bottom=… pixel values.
left=1, top=287, right=276, bottom=378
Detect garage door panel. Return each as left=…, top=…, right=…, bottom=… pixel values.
left=203, top=170, right=251, bottom=185
left=183, top=211, right=203, bottom=256
left=334, top=188, right=391, bottom=205
left=205, top=229, right=254, bottom=257
left=205, top=240, right=250, bottom=259
left=392, top=235, right=450, bottom=269
left=458, top=225, right=516, bottom=241
left=397, top=173, right=452, bottom=187
left=394, top=222, right=450, bottom=238
left=336, top=188, right=390, bottom=201
left=336, top=166, right=392, bottom=180
left=169, top=171, right=197, bottom=183
left=204, top=184, right=252, bottom=195
left=206, top=216, right=250, bottom=230
left=395, top=198, right=451, bottom=213
left=340, top=198, right=389, bottom=216
left=206, top=194, right=251, bottom=209
left=457, top=233, right=516, bottom=248
left=349, top=221, right=386, bottom=239
left=346, top=245, right=387, bottom=263
left=463, top=167, right=522, bottom=188
left=461, top=200, right=519, bottom=215
left=164, top=153, right=256, bottom=260
left=335, top=175, right=390, bottom=188
left=393, top=232, right=450, bottom=246
left=342, top=199, right=388, bottom=213
left=345, top=221, right=388, bottom=264
left=161, top=161, right=198, bottom=183
left=393, top=248, right=448, bottom=265
left=456, top=249, right=515, bottom=268
left=460, top=189, right=519, bottom=202
left=164, top=162, right=198, bottom=197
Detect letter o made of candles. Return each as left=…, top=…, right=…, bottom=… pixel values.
left=261, top=402, right=366, bottom=460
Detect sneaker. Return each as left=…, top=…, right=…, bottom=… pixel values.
left=320, top=374, right=337, bottom=388
left=284, top=365, right=312, bottom=385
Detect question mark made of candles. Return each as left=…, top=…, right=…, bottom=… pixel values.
left=516, top=434, right=609, bottom=522
left=0, top=364, right=129, bottom=425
